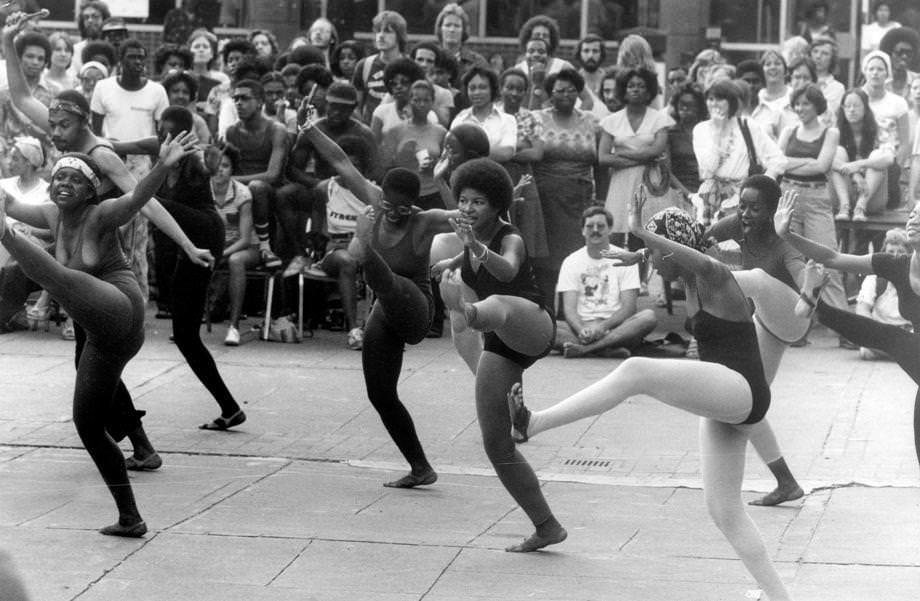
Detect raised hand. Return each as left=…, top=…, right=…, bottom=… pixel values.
left=298, top=101, right=318, bottom=131
left=773, top=189, right=797, bottom=238
left=512, top=174, right=533, bottom=204
left=158, top=131, right=199, bottom=167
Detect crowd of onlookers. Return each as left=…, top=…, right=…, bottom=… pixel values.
left=0, top=0, right=918, bottom=355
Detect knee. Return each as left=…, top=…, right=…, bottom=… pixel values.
left=634, top=308, right=658, bottom=331
left=704, top=494, right=747, bottom=534
left=481, top=430, right=516, bottom=465
left=248, top=180, right=274, bottom=205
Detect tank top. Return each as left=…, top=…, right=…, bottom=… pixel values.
left=225, top=124, right=276, bottom=176
left=686, top=309, right=771, bottom=424
left=784, top=126, right=828, bottom=183
left=460, top=223, right=544, bottom=307
left=57, top=217, right=131, bottom=279
left=371, top=212, right=431, bottom=295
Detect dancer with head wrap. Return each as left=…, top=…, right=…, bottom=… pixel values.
left=776, top=192, right=920, bottom=468
left=508, top=190, right=794, bottom=599
left=0, top=134, right=198, bottom=537
left=299, top=107, right=457, bottom=488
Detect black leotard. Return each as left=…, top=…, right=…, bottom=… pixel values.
left=687, top=309, right=771, bottom=424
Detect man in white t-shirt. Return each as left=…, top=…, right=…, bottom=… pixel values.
left=90, top=39, right=169, bottom=300
left=554, top=207, right=657, bottom=358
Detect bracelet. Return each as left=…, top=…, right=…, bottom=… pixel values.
left=637, top=248, right=649, bottom=263
left=798, top=291, right=816, bottom=308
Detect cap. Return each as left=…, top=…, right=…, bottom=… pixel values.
left=101, top=17, right=127, bottom=33
left=325, top=81, right=358, bottom=105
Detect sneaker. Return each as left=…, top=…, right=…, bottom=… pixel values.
left=684, top=336, right=699, bottom=359
left=260, top=247, right=282, bottom=269
left=61, top=318, right=75, bottom=341
left=835, top=208, right=850, bottom=221
left=283, top=255, right=309, bottom=278
left=347, top=327, right=364, bottom=350
left=224, top=325, right=240, bottom=346
left=852, top=206, right=867, bottom=222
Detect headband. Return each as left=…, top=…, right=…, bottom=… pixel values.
left=13, top=136, right=44, bottom=169
left=79, top=60, right=109, bottom=79
left=52, top=156, right=102, bottom=191
left=862, top=49, right=892, bottom=75
left=645, top=208, right=708, bottom=252
left=49, top=98, right=89, bottom=119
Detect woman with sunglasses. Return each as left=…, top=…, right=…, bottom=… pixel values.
left=298, top=107, right=457, bottom=488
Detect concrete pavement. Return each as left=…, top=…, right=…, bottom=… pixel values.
left=0, top=299, right=918, bottom=600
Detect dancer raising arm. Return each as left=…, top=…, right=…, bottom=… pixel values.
left=298, top=107, right=457, bottom=488
left=509, top=188, right=794, bottom=599
left=0, top=132, right=199, bottom=537
left=775, top=192, right=920, bottom=467
left=439, top=158, right=566, bottom=553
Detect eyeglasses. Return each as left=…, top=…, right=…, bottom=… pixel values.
left=380, top=200, right=413, bottom=216
left=893, top=47, right=916, bottom=56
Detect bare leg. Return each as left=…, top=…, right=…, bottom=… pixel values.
left=439, top=268, right=482, bottom=373
left=732, top=269, right=809, bottom=344
left=701, top=419, right=793, bottom=600
left=227, top=248, right=260, bottom=328
left=463, top=294, right=553, bottom=357
left=562, top=309, right=657, bottom=358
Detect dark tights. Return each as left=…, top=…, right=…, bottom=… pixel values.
left=157, top=200, right=241, bottom=418
left=2, top=232, right=145, bottom=524
left=361, top=245, right=433, bottom=473
left=817, top=300, right=920, bottom=467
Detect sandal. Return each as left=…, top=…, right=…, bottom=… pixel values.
left=199, top=409, right=246, bottom=431
left=507, top=383, right=531, bottom=443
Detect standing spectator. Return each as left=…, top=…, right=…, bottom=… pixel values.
left=532, top=68, right=599, bottom=308
left=688, top=48, right=725, bottom=87
left=862, top=1, right=900, bottom=57
left=799, top=0, right=835, bottom=43
left=162, top=0, right=200, bottom=46
left=161, top=70, right=211, bottom=144
left=371, top=58, right=431, bottom=145
left=451, top=65, right=516, bottom=163
left=410, top=41, right=455, bottom=126
left=553, top=206, right=657, bottom=358
left=666, top=65, right=689, bottom=104
left=693, top=80, right=786, bottom=224
left=260, top=71, right=298, bottom=135
left=0, top=29, right=52, bottom=175
left=879, top=27, right=920, bottom=100
left=353, top=10, right=407, bottom=124
left=77, top=60, right=107, bottom=102
left=224, top=78, right=289, bottom=269
left=153, top=43, right=193, bottom=79
left=307, top=17, right=338, bottom=68
left=600, top=67, right=674, bottom=245
left=810, top=38, right=845, bottom=125
left=788, top=57, right=818, bottom=93
left=99, top=17, right=128, bottom=56
left=90, top=40, right=169, bottom=300
left=204, top=40, right=259, bottom=140
left=575, top=34, right=608, bottom=117
left=754, top=50, right=797, bottom=141
left=434, top=2, right=488, bottom=88
left=248, top=29, right=279, bottom=65
left=667, top=82, right=705, bottom=203
left=70, top=0, right=109, bottom=78
left=908, top=78, right=920, bottom=204
left=43, top=32, right=77, bottom=95
left=615, top=34, right=662, bottom=108
left=498, top=67, right=548, bottom=260
left=330, top=39, right=364, bottom=84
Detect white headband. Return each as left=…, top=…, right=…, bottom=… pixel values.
left=52, top=156, right=102, bottom=190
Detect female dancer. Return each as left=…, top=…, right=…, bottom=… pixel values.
left=509, top=190, right=793, bottom=598
left=776, top=193, right=920, bottom=467
left=300, top=107, right=456, bottom=488
left=0, top=133, right=197, bottom=537
left=439, top=158, right=566, bottom=553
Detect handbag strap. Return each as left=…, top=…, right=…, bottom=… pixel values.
left=737, top=117, right=759, bottom=168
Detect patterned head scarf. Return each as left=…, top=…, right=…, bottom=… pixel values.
left=51, top=155, right=102, bottom=191
left=645, top=208, right=708, bottom=252
left=13, top=136, right=44, bottom=169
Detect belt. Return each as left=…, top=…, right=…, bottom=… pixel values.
left=328, top=233, right=353, bottom=240
left=784, top=178, right=826, bottom=188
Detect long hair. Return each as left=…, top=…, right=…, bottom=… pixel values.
left=837, top=89, right=879, bottom=161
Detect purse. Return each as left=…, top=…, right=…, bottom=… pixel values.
left=738, top=118, right=765, bottom=176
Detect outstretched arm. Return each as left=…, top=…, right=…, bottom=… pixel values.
left=773, top=188, right=872, bottom=274
left=298, top=107, right=381, bottom=208
left=2, top=12, right=50, bottom=134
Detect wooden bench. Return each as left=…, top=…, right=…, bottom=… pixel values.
left=835, top=207, right=911, bottom=255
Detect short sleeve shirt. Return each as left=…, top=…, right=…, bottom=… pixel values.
left=557, top=246, right=640, bottom=321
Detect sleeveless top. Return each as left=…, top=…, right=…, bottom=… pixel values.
left=372, top=212, right=431, bottom=295
left=784, top=126, right=828, bottom=183
left=686, top=308, right=771, bottom=424
left=86, top=143, right=125, bottom=201
left=872, top=253, right=920, bottom=330
left=225, top=125, right=275, bottom=176
left=460, top=223, right=544, bottom=307
left=57, top=217, right=131, bottom=279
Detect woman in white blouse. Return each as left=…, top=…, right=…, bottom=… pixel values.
left=693, top=80, right=786, bottom=224
left=451, top=65, right=517, bottom=163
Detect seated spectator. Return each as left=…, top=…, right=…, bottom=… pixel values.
left=210, top=143, right=259, bottom=346
left=294, top=63, right=334, bottom=119
left=260, top=71, right=298, bottom=134
left=856, top=228, right=913, bottom=360
left=280, top=63, right=302, bottom=107
left=553, top=207, right=657, bottom=358
left=161, top=69, right=211, bottom=144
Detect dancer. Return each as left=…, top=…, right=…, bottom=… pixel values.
left=299, top=107, right=456, bottom=488
left=439, top=158, right=566, bottom=553
left=0, top=133, right=198, bottom=537
left=509, top=190, right=793, bottom=598
left=122, top=107, right=246, bottom=430
left=775, top=193, right=920, bottom=467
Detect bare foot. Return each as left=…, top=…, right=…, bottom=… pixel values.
left=794, top=261, right=828, bottom=319
left=99, top=519, right=147, bottom=538
left=507, top=383, right=531, bottom=443
left=749, top=484, right=804, bottom=506
left=383, top=468, right=437, bottom=488
left=562, top=342, right=587, bottom=358
left=505, top=524, right=567, bottom=552
left=125, top=452, right=162, bottom=471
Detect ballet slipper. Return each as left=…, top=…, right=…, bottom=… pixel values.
left=99, top=520, right=147, bottom=538
left=125, top=453, right=162, bottom=471
left=383, top=468, right=437, bottom=488
left=748, top=484, right=804, bottom=506
left=199, top=409, right=246, bottom=431
left=507, top=383, right=531, bottom=443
